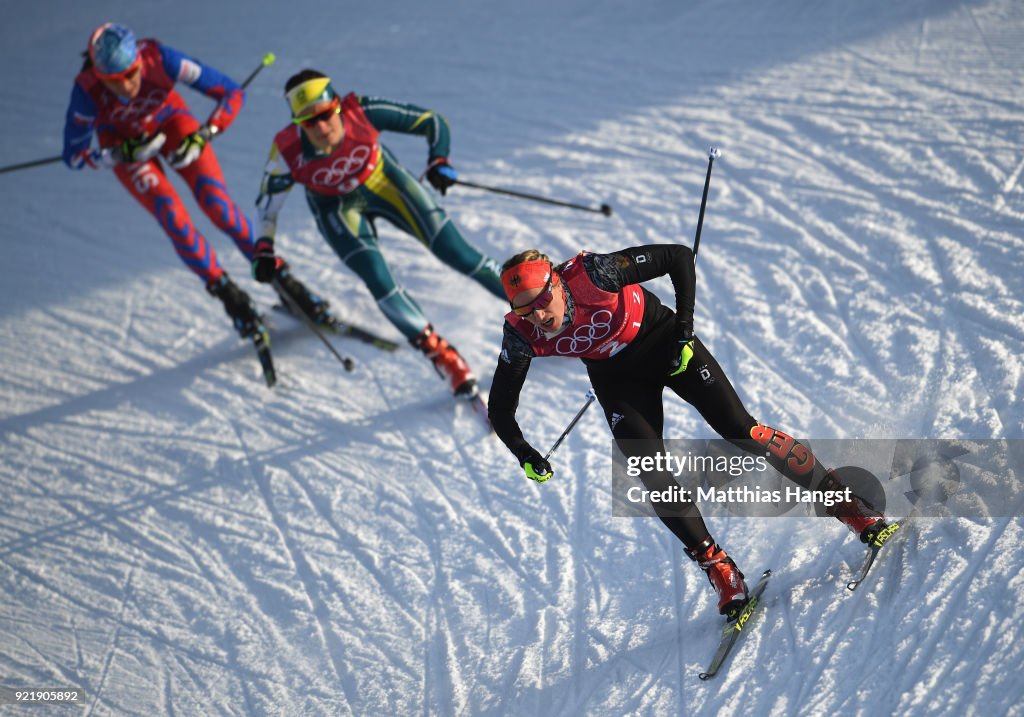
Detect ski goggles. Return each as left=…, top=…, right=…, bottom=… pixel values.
left=511, top=274, right=558, bottom=317
left=292, top=97, right=341, bottom=127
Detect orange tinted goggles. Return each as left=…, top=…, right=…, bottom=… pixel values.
left=292, top=98, right=341, bottom=127
left=95, top=57, right=141, bottom=82
left=511, top=275, right=557, bottom=317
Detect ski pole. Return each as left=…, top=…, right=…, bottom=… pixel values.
left=544, top=389, right=597, bottom=461
left=239, top=52, right=276, bottom=90
left=453, top=179, right=613, bottom=217
left=0, top=52, right=276, bottom=176
left=691, top=146, right=721, bottom=258
left=271, top=278, right=355, bottom=373
left=196, top=53, right=277, bottom=141
left=0, top=156, right=62, bottom=174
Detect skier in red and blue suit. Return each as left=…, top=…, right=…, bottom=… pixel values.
left=62, top=23, right=332, bottom=338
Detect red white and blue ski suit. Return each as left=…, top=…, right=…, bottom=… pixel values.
left=62, top=39, right=254, bottom=284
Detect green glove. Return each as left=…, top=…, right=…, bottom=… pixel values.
left=169, top=129, right=209, bottom=169
left=116, top=132, right=167, bottom=163
left=521, top=449, right=553, bottom=483
left=669, top=339, right=694, bottom=376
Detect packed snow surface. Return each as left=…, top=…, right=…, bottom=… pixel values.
left=1, top=1, right=1022, bottom=714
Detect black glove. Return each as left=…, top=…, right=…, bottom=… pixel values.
left=426, top=157, right=457, bottom=195
left=519, top=447, right=553, bottom=483
left=668, top=323, right=695, bottom=376
left=251, top=238, right=278, bottom=283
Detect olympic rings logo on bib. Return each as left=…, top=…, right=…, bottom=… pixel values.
left=555, top=309, right=614, bottom=355
left=311, top=145, right=372, bottom=189
left=109, top=89, right=166, bottom=122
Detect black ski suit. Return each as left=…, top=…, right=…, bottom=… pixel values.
left=488, top=244, right=838, bottom=551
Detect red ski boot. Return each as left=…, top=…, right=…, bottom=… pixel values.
left=833, top=499, right=891, bottom=546
left=412, top=325, right=477, bottom=397
left=687, top=539, right=749, bottom=620
left=822, top=470, right=890, bottom=545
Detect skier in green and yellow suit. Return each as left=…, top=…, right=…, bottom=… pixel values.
left=254, top=69, right=505, bottom=397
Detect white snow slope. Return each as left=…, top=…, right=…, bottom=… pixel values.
left=1, top=0, right=1023, bottom=715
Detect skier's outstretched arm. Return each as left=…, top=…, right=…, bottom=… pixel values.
left=488, top=324, right=552, bottom=481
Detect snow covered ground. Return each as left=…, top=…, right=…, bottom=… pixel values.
left=1, top=0, right=1022, bottom=714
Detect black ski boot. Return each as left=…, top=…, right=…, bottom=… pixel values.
left=207, top=273, right=261, bottom=338
left=273, top=264, right=332, bottom=325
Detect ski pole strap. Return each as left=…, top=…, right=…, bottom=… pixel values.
left=544, top=388, right=597, bottom=461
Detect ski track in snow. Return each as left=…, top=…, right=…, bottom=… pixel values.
left=1, top=0, right=1023, bottom=715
